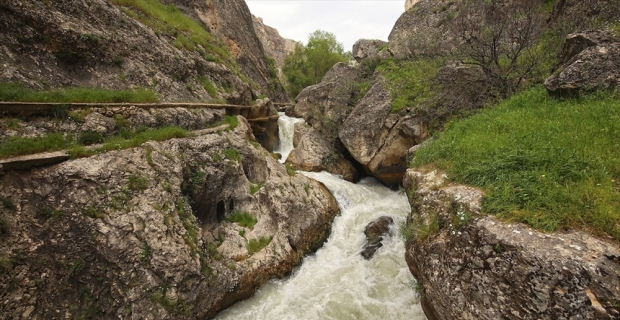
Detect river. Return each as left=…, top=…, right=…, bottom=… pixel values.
left=213, top=114, right=426, bottom=320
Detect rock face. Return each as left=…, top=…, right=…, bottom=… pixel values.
left=360, top=216, right=393, bottom=260
left=244, top=98, right=280, bottom=152
left=252, top=15, right=297, bottom=77
left=352, top=39, right=389, bottom=63
left=0, top=0, right=285, bottom=103
left=0, top=119, right=339, bottom=319
left=0, top=106, right=224, bottom=140
left=402, top=168, right=620, bottom=320
left=545, top=30, right=620, bottom=97
left=339, top=78, right=427, bottom=187
left=388, top=0, right=458, bottom=60
left=287, top=62, right=363, bottom=150
left=285, top=122, right=358, bottom=182
left=405, top=0, right=420, bottom=12
left=187, top=0, right=288, bottom=102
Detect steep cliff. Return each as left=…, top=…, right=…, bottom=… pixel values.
left=0, top=0, right=286, bottom=103
left=252, top=15, right=297, bottom=79
left=0, top=117, right=339, bottom=319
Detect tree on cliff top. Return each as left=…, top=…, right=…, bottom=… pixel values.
left=282, top=30, right=348, bottom=98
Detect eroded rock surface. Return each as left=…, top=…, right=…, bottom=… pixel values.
left=0, top=118, right=339, bottom=319
left=339, top=78, right=427, bottom=187
left=0, top=0, right=285, bottom=103
left=252, top=15, right=297, bottom=78
left=403, top=168, right=620, bottom=320
left=545, top=30, right=620, bottom=97
left=352, top=39, right=389, bottom=64
left=285, top=122, right=358, bottom=182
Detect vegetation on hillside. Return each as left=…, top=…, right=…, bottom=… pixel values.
left=0, top=126, right=190, bottom=160
left=411, top=86, right=620, bottom=242
left=0, top=82, right=158, bottom=103
left=282, top=30, right=349, bottom=97
left=110, top=0, right=236, bottom=70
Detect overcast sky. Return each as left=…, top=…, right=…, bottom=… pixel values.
left=245, top=0, right=405, bottom=52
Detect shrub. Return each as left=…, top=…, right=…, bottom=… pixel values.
left=78, top=130, right=104, bottom=146
left=127, top=174, right=149, bottom=191
left=226, top=212, right=257, bottom=229
left=223, top=148, right=241, bottom=162
left=247, top=236, right=272, bottom=255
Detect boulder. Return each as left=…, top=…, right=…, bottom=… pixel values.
left=360, top=216, right=394, bottom=260
left=339, top=78, right=427, bottom=187
left=545, top=30, right=620, bottom=97
left=388, top=0, right=458, bottom=60
left=285, top=122, right=358, bottom=182
left=0, top=117, right=340, bottom=319
left=286, top=62, right=364, bottom=152
left=352, top=39, right=389, bottom=63
left=402, top=168, right=620, bottom=320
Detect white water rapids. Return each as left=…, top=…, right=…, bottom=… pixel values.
left=214, top=115, right=426, bottom=320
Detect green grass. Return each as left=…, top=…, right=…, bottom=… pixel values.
left=223, top=115, right=239, bottom=130
left=411, top=86, right=620, bottom=242
left=199, top=76, right=217, bottom=98
left=111, top=0, right=235, bottom=69
left=226, top=212, right=257, bottom=229
left=0, top=133, right=74, bottom=159
left=247, top=236, right=272, bottom=255
left=377, top=57, right=444, bottom=112
left=223, top=148, right=241, bottom=162
left=1, top=126, right=189, bottom=159
left=249, top=182, right=264, bottom=195
left=0, top=82, right=158, bottom=103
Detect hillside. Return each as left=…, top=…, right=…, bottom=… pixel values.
left=0, top=0, right=287, bottom=103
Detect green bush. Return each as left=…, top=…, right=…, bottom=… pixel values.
left=223, top=148, right=241, bottom=162
left=226, top=212, right=257, bottom=229
left=412, top=87, right=620, bottom=242
left=78, top=130, right=104, bottom=146
left=377, top=57, right=444, bottom=112
left=247, top=236, right=272, bottom=255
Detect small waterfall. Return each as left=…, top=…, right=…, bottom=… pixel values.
left=273, top=112, right=304, bottom=163
left=215, top=115, right=427, bottom=319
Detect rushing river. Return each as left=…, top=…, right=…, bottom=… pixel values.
left=214, top=115, right=426, bottom=320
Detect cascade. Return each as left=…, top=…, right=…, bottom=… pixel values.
left=215, top=116, right=426, bottom=319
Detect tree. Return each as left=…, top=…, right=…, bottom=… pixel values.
left=450, top=0, right=545, bottom=98
left=282, top=30, right=348, bottom=98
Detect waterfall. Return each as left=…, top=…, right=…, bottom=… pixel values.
left=214, top=116, right=426, bottom=320
left=273, top=112, right=304, bottom=163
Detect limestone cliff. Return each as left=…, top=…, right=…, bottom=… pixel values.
left=0, top=0, right=286, bottom=103
left=252, top=15, right=297, bottom=78
left=0, top=117, right=339, bottom=319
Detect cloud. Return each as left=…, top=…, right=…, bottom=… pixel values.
left=246, top=0, right=404, bottom=51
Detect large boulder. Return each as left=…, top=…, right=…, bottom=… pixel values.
left=352, top=39, right=389, bottom=64
left=285, top=122, right=358, bottom=182
left=339, top=78, right=427, bottom=187
left=286, top=62, right=364, bottom=152
left=388, top=0, right=458, bottom=60
left=545, top=30, right=620, bottom=97
left=402, top=168, right=620, bottom=320
left=0, top=118, right=340, bottom=319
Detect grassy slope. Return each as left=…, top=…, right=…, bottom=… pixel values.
left=412, top=86, right=620, bottom=242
